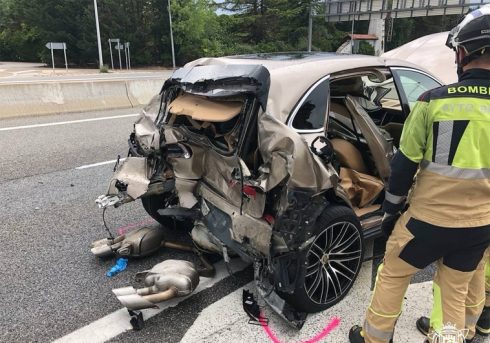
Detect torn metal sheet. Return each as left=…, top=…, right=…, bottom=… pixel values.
left=141, top=94, right=163, bottom=122
left=175, top=178, right=198, bottom=208
left=165, top=64, right=270, bottom=111
left=110, top=157, right=150, bottom=200
left=257, top=110, right=334, bottom=192
left=134, top=113, right=160, bottom=153
left=199, top=183, right=272, bottom=257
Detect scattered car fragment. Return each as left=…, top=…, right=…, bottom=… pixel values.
left=93, top=52, right=443, bottom=328
left=113, top=260, right=200, bottom=310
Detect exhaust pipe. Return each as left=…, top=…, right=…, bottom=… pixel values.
left=91, top=226, right=216, bottom=277
left=113, top=260, right=199, bottom=310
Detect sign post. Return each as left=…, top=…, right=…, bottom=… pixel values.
left=108, top=38, right=120, bottom=70
left=108, top=40, right=114, bottom=70
left=124, top=42, right=131, bottom=70
left=124, top=43, right=128, bottom=70
left=63, top=43, right=68, bottom=70
left=117, top=43, right=122, bottom=70
left=50, top=45, right=55, bottom=72
left=45, top=42, right=68, bottom=73
left=115, top=43, right=123, bottom=70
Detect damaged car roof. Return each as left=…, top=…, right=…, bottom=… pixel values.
left=179, top=52, right=433, bottom=123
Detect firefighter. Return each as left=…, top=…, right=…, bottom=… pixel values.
left=349, top=5, right=490, bottom=343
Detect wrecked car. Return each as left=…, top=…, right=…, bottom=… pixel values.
left=94, top=52, right=443, bottom=328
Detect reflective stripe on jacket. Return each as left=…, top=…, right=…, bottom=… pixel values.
left=386, top=68, right=490, bottom=227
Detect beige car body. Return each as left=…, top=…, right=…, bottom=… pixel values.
left=99, top=53, right=443, bottom=326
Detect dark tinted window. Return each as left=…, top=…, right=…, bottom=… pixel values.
left=292, top=79, right=329, bottom=130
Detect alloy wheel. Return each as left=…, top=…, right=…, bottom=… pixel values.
left=304, top=221, right=363, bottom=305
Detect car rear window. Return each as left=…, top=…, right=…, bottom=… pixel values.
left=292, top=78, right=329, bottom=131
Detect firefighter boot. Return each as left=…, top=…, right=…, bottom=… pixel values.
left=416, top=316, right=430, bottom=336
left=349, top=325, right=393, bottom=343
left=416, top=316, right=475, bottom=343
left=476, top=306, right=490, bottom=336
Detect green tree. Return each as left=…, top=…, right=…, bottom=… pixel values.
left=171, top=0, right=223, bottom=64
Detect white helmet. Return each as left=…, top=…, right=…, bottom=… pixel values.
left=446, top=4, right=490, bottom=59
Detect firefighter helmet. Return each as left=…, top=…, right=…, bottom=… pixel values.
left=446, top=4, right=490, bottom=58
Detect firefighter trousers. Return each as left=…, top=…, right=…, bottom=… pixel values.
left=469, top=252, right=490, bottom=336
left=363, top=210, right=490, bottom=343
left=433, top=248, right=488, bottom=339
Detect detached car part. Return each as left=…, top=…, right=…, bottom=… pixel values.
left=91, top=227, right=165, bottom=258
left=243, top=289, right=268, bottom=326
left=113, top=260, right=199, bottom=310
left=91, top=226, right=216, bottom=277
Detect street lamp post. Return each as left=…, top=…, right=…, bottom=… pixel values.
left=94, top=0, right=104, bottom=69
left=308, top=3, right=313, bottom=52
left=168, top=0, right=176, bottom=69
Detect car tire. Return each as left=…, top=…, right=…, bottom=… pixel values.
left=141, top=194, right=192, bottom=231
left=284, top=205, right=364, bottom=313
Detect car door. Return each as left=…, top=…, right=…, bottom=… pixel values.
left=390, top=67, right=443, bottom=116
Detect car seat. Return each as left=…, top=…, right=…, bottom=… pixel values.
left=330, top=138, right=368, bottom=174
left=330, top=138, right=383, bottom=209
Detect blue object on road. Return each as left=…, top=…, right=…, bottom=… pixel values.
left=106, top=257, right=128, bottom=277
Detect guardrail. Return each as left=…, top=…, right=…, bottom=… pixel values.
left=0, top=79, right=163, bottom=118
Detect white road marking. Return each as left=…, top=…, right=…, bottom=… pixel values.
left=75, top=158, right=127, bottom=170
left=181, top=267, right=432, bottom=343
left=12, top=69, right=37, bottom=75
left=52, top=259, right=249, bottom=343
left=0, top=113, right=138, bottom=132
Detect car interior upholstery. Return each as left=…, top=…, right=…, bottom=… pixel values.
left=327, top=74, right=400, bottom=216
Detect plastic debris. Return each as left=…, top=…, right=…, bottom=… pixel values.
left=243, top=289, right=268, bottom=326
left=106, top=257, right=128, bottom=277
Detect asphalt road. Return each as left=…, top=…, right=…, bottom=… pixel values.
left=0, top=109, right=440, bottom=343
left=0, top=109, right=251, bottom=343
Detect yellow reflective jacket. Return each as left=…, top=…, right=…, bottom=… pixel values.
left=385, top=68, right=490, bottom=227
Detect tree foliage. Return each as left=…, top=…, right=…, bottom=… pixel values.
left=0, top=0, right=463, bottom=66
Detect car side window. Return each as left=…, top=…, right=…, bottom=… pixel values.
left=291, top=78, right=329, bottom=131
left=392, top=69, right=441, bottom=111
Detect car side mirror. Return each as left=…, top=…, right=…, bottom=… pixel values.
left=311, top=136, right=334, bottom=164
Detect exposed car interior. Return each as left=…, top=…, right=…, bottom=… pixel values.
left=326, top=69, right=405, bottom=224
left=166, top=92, right=249, bottom=153
left=164, top=91, right=263, bottom=177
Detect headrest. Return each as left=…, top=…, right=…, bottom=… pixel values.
left=330, top=77, right=367, bottom=99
